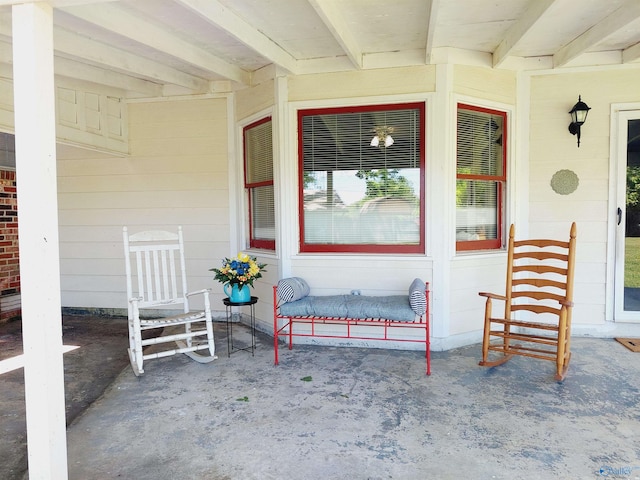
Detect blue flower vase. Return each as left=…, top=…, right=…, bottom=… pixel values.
left=224, top=283, right=251, bottom=303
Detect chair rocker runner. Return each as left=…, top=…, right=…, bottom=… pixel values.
left=479, top=223, right=577, bottom=381
left=123, top=226, right=216, bottom=375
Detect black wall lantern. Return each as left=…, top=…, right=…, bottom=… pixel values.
left=568, top=95, right=591, bottom=147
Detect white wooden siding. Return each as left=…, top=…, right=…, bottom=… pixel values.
left=288, top=65, right=437, bottom=102
left=453, top=65, right=517, bottom=104
left=44, top=64, right=640, bottom=346
left=235, top=79, right=275, bottom=120
left=449, top=254, right=507, bottom=337
left=58, top=97, right=231, bottom=314
left=529, top=69, right=640, bottom=328
left=285, top=257, right=433, bottom=296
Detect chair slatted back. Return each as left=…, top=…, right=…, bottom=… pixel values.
left=505, top=223, right=577, bottom=321
left=123, top=227, right=189, bottom=309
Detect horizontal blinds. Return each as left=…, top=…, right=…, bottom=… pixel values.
left=245, top=119, right=273, bottom=184
left=457, top=109, right=503, bottom=177
left=251, top=185, right=275, bottom=240
left=302, top=108, right=420, bottom=172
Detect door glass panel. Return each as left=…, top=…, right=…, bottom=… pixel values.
left=624, top=119, right=640, bottom=310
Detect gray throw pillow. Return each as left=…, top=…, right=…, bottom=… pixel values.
left=408, top=278, right=427, bottom=316
left=277, top=277, right=310, bottom=303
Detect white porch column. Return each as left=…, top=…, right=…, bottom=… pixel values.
left=12, top=3, right=68, bottom=479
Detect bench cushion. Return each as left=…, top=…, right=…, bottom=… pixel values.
left=279, top=294, right=417, bottom=322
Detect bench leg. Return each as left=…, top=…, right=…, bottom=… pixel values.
left=426, top=322, right=431, bottom=376
left=426, top=349, right=431, bottom=376
left=274, top=328, right=279, bottom=365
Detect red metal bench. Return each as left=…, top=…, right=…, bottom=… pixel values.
left=272, top=282, right=431, bottom=375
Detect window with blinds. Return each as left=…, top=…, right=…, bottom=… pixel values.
left=456, top=104, right=507, bottom=251
left=244, top=116, right=275, bottom=250
left=298, top=103, right=425, bottom=253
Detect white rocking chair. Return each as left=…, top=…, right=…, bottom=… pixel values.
left=123, top=226, right=217, bottom=375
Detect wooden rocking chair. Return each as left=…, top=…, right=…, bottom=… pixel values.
left=479, top=223, right=577, bottom=381
left=123, top=226, right=217, bottom=376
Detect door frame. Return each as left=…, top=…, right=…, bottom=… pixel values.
left=609, top=104, right=640, bottom=322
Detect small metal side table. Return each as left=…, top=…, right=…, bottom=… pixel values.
left=223, top=296, right=258, bottom=357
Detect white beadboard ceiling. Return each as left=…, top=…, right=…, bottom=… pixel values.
left=1, top=0, right=640, bottom=96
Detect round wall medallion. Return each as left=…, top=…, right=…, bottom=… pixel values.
left=550, top=169, right=579, bottom=195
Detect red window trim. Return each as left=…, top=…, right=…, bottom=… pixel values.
left=244, top=116, right=275, bottom=251
left=456, top=103, right=507, bottom=252
left=297, top=102, right=426, bottom=254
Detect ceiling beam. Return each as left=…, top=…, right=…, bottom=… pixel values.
left=425, top=0, right=440, bottom=64
left=54, top=56, right=162, bottom=96
left=554, top=0, right=640, bottom=67
left=0, top=39, right=162, bottom=95
left=0, top=11, right=209, bottom=92
left=308, top=0, right=363, bottom=69
left=0, top=0, right=116, bottom=5
left=176, top=0, right=298, bottom=74
left=53, top=28, right=210, bottom=93
left=622, top=41, right=640, bottom=63
left=59, top=3, right=250, bottom=85
left=493, top=0, right=556, bottom=68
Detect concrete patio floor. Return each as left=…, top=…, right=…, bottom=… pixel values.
left=2, top=315, right=640, bottom=479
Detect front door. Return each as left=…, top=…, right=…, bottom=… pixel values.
left=615, top=111, right=640, bottom=322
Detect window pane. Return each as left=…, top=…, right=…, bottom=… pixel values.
left=300, top=104, right=424, bottom=251
left=457, top=109, right=503, bottom=177
left=244, top=117, right=275, bottom=249
left=303, top=168, right=421, bottom=245
left=0, top=133, right=15, bottom=169
left=456, top=104, right=506, bottom=251
left=245, top=120, right=273, bottom=184
left=456, top=179, right=499, bottom=241
left=251, top=185, right=275, bottom=241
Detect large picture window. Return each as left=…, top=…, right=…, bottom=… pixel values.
left=456, top=104, right=507, bottom=251
left=298, top=103, right=425, bottom=253
left=244, top=117, right=275, bottom=250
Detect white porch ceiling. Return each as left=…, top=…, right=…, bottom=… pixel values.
left=1, top=0, right=640, bottom=96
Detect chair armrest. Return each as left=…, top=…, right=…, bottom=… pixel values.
left=559, top=299, right=574, bottom=307
left=135, top=299, right=181, bottom=307
left=479, top=292, right=507, bottom=301
left=186, top=288, right=211, bottom=298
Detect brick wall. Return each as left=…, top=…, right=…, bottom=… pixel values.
left=0, top=168, right=20, bottom=321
